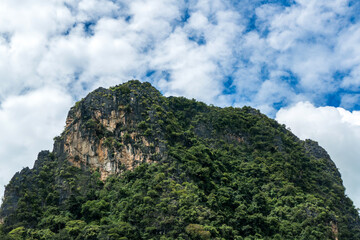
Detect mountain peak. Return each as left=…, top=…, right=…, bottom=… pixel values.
left=54, top=80, right=165, bottom=180
left=1, top=80, right=359, bottom=239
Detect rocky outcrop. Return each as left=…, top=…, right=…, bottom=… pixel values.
left=303, top=139, right=331, bottom=160
left=54, top=81, right=165, bottom=180
left=303, top=139, right=341, bottom=179
left=331, top=221, right=339, bottom=240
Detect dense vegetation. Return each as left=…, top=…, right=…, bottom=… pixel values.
left=1, top=80, right=359, bottom=239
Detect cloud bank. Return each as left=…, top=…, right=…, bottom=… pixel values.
left=276, top=102, right=360, bottom=209
left=1, top=0, right=360, bottom=111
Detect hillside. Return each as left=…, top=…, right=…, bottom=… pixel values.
left=0, top=80, right=359, bottom=239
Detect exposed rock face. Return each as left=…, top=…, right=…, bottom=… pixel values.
left=53, top=81, right=165, bottom=180
left=62, top=108, right=148, bottom=180
left=331, top=221, right=339, bottom=240
left=303, top=139, right=341, bottom=179
left=303, top=139, right=331, bottom=160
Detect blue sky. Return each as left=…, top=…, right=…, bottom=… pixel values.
left=0, top=0, right=360, bottom=209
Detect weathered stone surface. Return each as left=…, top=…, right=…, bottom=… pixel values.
left=57, top=80, right=164, bottom=180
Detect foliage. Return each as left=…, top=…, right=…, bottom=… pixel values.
left=0, top=80, right=359, bottom=239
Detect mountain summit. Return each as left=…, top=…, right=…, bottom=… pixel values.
left=1, top=80, right=359, bottom=239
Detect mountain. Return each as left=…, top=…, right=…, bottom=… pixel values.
left=0, top=80, right=359, bottom=239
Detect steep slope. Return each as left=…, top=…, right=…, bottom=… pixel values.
left=0, top=80, right=359, bottom=239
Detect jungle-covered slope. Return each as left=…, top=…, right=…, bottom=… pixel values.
left=0, top=80, right=359, bottom=239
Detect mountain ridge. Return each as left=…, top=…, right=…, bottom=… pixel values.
left=0, top=80, right=359, bottom=239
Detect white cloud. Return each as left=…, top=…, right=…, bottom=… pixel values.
left=276, top=102, right=360, bottom=209
left=341, top=94, right=360, bottom=109
left=257, top=1, right=344, bottom=92
left=248, top=0, right=360, bottom=107
left=0, top=0, right=359, bottom=109
left=77, top=0, right=119, bottom=21
left=0, top=87, right=72, bottom=202
left=0, top=0, right=74, bottom=98
left=149, top=4, right=243, bottom=104
left=128, top=0, right=181, bottom=37
left=150, top=28, right=222, bottom=101
left=253, top=78, right=296, bottom=115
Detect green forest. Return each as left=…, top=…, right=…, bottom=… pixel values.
left=0, top=81, right=359, bottom=239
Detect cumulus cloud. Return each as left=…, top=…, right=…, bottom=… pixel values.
left=150, top=6, right=243, bottom=104
left=276, top=102, right=360, bottom=208
left=0, top=87, right=72, bottom=201
left=1, top=0, right=360, bottom=110
left=0, top=0, right=248, bottom=104
left=234, top=0, right=360, bottom=113
left=0, top=0, right=74, bottom=98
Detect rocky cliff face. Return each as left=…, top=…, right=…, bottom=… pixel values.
left=53, top=82, right=166, bottom=180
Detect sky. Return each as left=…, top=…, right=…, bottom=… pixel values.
left=0, top=0, right=360, bottom=209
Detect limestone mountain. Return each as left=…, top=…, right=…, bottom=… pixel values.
left=0, top=80, right=359, bottom=239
